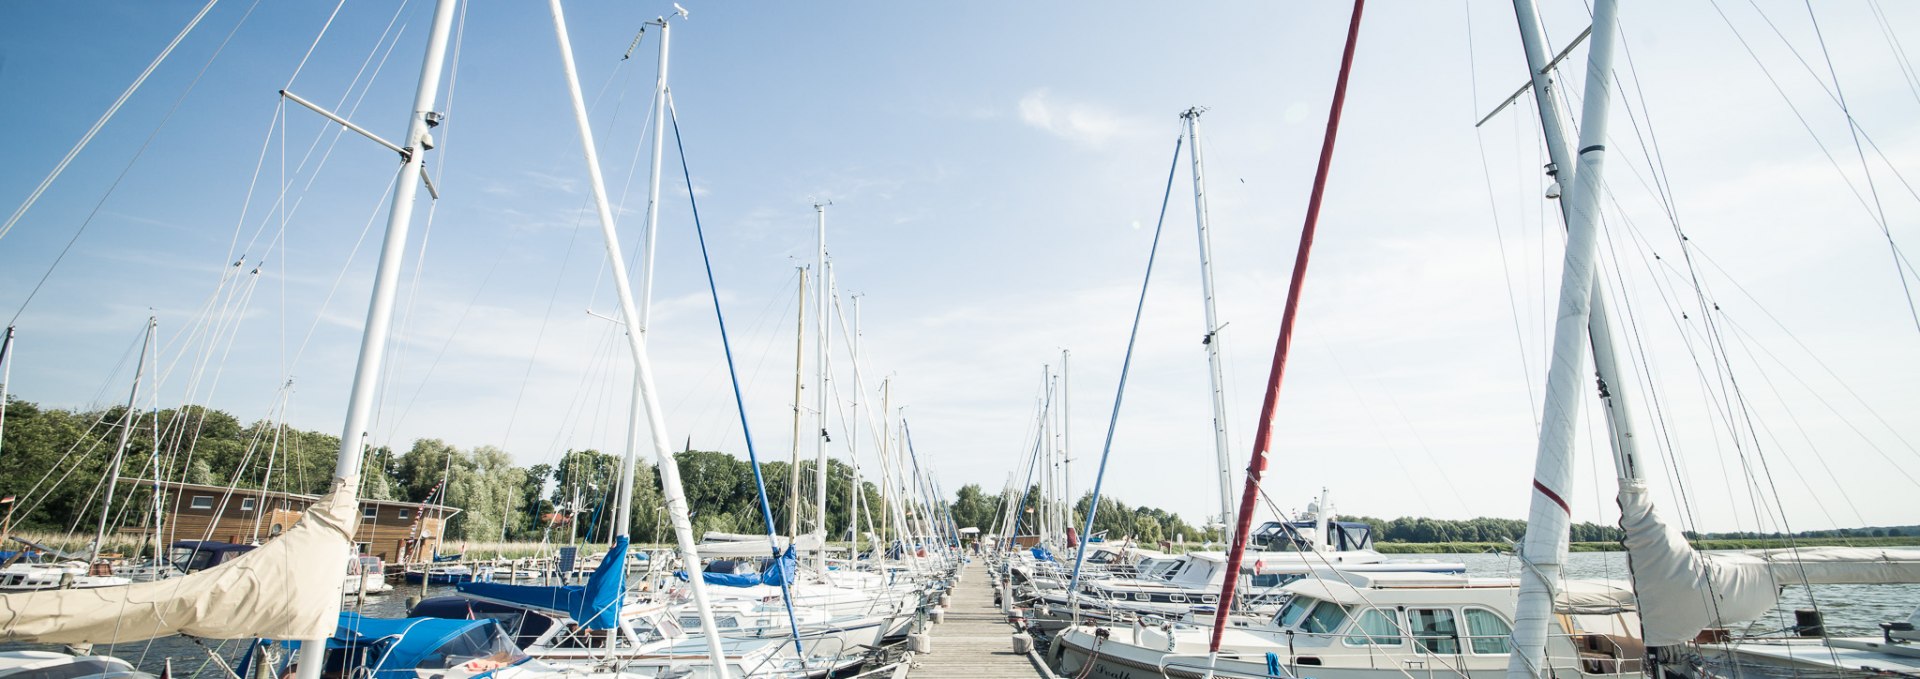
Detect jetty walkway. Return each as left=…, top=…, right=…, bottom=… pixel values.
left=908, top=560, right=1050, bottom=679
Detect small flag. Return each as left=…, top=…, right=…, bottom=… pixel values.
left=0, top=496, right=14, bottom=504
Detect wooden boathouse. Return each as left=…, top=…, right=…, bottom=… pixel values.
left=119, top=479, right=461, bottom=564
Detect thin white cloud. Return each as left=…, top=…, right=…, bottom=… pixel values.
left=1017, top=88, right=1144, bottom=149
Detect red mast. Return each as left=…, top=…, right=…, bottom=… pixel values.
left=1208, top=0, right=1366, bottom=654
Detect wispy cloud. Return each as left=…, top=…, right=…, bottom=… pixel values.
left=1017, top=88, right=1144, bottom=149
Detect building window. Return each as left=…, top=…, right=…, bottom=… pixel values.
left=398, top=508, right=410, bottom=520
left=240, top=498, right=256, bottom=512
left=362, top=506, right=378, bottom=520
left=190, top=496, right=214, bottom=510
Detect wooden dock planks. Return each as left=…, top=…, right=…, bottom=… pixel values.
left=909, top=560, right=1050, bottom=679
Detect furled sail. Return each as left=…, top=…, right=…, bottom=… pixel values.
left=1621, top=481, right=1920, bottom=645
left=0, top=477, right=359, bottom=645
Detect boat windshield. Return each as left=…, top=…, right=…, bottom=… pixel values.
left=1274, top=596, right=1317, bottom=628
left=413, top=623, right=525, bottom=672
left=1301, top=601, right=1350, bottom=635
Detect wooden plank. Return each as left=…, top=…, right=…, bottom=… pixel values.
left=909, top=560, right=1047, bottom=679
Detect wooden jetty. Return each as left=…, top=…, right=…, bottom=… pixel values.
left=909, top=560, right=1052, bottom=679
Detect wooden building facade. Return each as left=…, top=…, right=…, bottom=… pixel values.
left=120, top=479, right=461, bottom=564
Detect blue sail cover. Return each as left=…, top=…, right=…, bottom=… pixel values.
left=456, top=536, right=627, bottom=629
left=239, top=613, right=501, bottom=679
left=333, top=612, right=495, bottom=679
left=1031, top=546, right=1054, bottom=562
left=675, top=546, right=797, bottom=588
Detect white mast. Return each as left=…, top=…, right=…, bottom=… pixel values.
left=1510, top=0, right=1647, bottom=486
left=546, top=3, right=728, bottom=670
left=1182, top=107, right=1236, bottom=546
left=91, top=316, right=155, bottom=563
left=1506, top=1, right=1621, bottom=677
left=1061, top=349, right=1071, bottom=542
left=813, top=204, right=830, bottom=568
left=789, top=265, right=807, bottom=541
left=0, top=327, right=13, bottom=463
left=294, top=0, right=458, bottom=675
left=849, top=293, right=862, bottom=557
left=635, top=4, right=672, bottom=332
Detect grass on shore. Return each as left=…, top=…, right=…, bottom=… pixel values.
left=1374, top=536, right=1920, bottom=554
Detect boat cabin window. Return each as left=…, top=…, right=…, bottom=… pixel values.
left=1463, top=608, right=1511, bottom=655
left=1249, top=573, right=1292, bottom=589
left=189, top=496, right=214, bottom=510
left=1301, top=601, right=1350, bottom=635
left=1274, top=596, right=1317, bottom=628
left=1344, top=608, right=1404, bottom=646
left=1409, top=608, right=1460, bottom=654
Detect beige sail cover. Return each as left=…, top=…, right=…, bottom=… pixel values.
left=0, top=477, right=357, bottom=644
left=1621, top=481, right=1920, bottom=646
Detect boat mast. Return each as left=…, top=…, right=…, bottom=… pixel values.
left=1183, top=107, right=1236, bottom=546
left=0, top=327, right=13, bottom=463
left=849, top=293, right=862, bottom=558
left=546, top=3, right=729, bottom=669
left=814, top=203, right=829, bottom=568
left=789, top=265, right=806, bottom=541
left=1510, top=0, right=1646, bottom=482
left=879, top=378, right=892, bottom=561
left=1208, top=0, right=1365, bottom=657
left=294, top=0, right=458, bottom=675
left=1505, top=1, right=1622, bottom=677
left=1061, top=349, right=1071, bottom=543
left=92, top=316, right=155, bottom=563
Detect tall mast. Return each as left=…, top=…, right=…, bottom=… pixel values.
left=789, top=265, right=807, bottom=541
left=294, top=0, right=458, bottom=675
left=848, top=294, right=862, bottom=557
left=0, top=327, right=13, bottom=463
left=1208, top=0, right=1365, bottom=657
left=813, top=204, right=829, bottom=567
left=1505, top=1, right=1621, bottom=677
left=1061, top=349, right=1071, bottom=541
left=878, top=378, right=892, bottom=561
left=635, top=4, right=672, bottom=332
left=92, top=316, right=155, bottom=563
left=1510, top=0, right=1645, bottom=480
left=1041, top=367, right=1054, bottom=544
left=1183, top=107, right=1236, bottom=546
left=546, top=3, right=728, bottom=668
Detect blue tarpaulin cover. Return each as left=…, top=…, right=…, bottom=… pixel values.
left=675, top=546, right=797, bottom=588
left=1031, top=546, right=1053, bottom=562
left=455, top=536, right=627, bottom=629
left=238, top=613, right=499, bottom=679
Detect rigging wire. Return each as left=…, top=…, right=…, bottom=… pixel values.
left=0, top=0, right=221, bottom=244
left=668, top=98, right=807, bottom=655
left=1464, top=0, right=1541, bottom=424
left=1801, top=1, right=1919, bottom=334
left=7, top=0, right=261, bottom=326
left=1064, top=124, right=1185, bottom=603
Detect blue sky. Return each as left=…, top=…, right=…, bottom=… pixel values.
left=4, top=1, right=1919, bottom=534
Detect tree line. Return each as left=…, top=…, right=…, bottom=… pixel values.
left=0, top=398, right=882, bottom=545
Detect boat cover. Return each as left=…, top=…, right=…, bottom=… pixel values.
left=675, top=546, right=797, bottom=588
left=0, top=476, right=360, bottom=644
left=696, top=533, right=821, bottom=558
left=1621, top=480, right=1920, bottom=645
left=455, top=536, right=626, bottom=629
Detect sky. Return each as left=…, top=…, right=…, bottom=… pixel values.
left=3, top=1, right=1919, bottom=536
